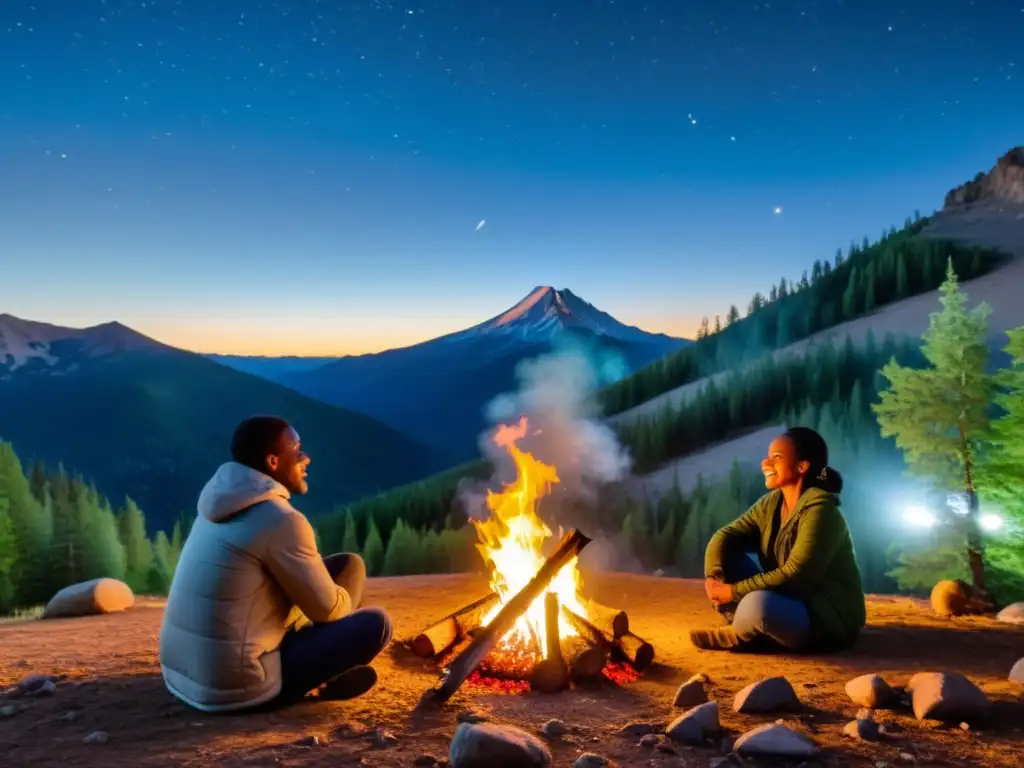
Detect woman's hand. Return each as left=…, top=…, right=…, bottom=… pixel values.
left=705, top=578, right=735, bottom=605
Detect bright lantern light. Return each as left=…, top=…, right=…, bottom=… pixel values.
left=904, top=505, right=937, bottom=528
left=980, top=513, right=1004, bottom=532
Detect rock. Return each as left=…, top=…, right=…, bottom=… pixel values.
left=709, top=759, right=734, bottom=768
left=449, top=723, right=551, bottom=768
left=667, top=701, right=720, bottom=744
left=42, top=578, right=135, bottom=619
left=573, top=755, right=618, bottom=768
left=637, top=734, right=659, bottom=748
left=1010, top=658, right=1024, bottom=683
left=415, top=756, right=442, bottom=768
left=28, top=679, right=57, bottom=697
left=457, top=709, right=489, bottom=724
left=844, top=719, right=881, bottom=741
left=732, top=677, right=800, bottom=713
left=959, top=722, right=971, bottom=731
left=944, top=147, right=1024, bottom=208
left=541, top=719, right=568, bottom=738
left=294, top=735, right=320, bottom=747
left=907, top=672, right=991, bottom=722
left=673, top=674, right=709, bottom=708
left=0, top=704, right=19, bottom=718
left=616, top=722, right=656, bottom=738
left=57, top=710, right=79, bottom=722
left=996, top=602, right=1024, bottom=625
left=12, top=673, right=59, bottom=697
left=930, top=579, right=973, bottom=617
left=655, top=740, right=677, bottom=754
left=846, top=674, right=893, bottom=708
left=371, top=728, right=398, bottom=748
left=83, top=731, right=109, bottom=745
left=734, top=723, right=818, bottom=759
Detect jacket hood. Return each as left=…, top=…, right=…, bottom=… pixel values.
left=197, top=462, right=290, bottom=523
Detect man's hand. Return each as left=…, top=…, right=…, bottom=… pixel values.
left=704, top=577, right=734, bottom=605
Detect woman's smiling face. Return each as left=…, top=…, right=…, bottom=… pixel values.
left=761, top=435, right=809, bottom=491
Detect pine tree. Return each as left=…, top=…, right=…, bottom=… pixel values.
left=382, top=518, right=424, bottom=576
left=0, top=443, right=52, bottom=606
left=842, top=266, right=860, bottom=319
left=864, top=262, right=877, bottom=312
left=977, top=327, right=1024, bottom=522
left=117, top=498, right=153, bottom=593
left=362, top=518, right=385, bottom=576
left=727, top=305, right=740, bottom=326
left=872, top=261, right=994, bottom=595
left=342, top=509, right=360, bottom=553
left=0, top=496, right=16, bottom=612
left=713, top=315, right=721, bottom=334
left=895, top=252, right=910, bottom=299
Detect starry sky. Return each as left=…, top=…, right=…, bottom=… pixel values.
left=1, top=0, right=1020, bottom=356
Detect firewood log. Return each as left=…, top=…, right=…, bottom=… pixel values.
left=615, top=631, right=655, bottom=671
left=530, top=593, right=570, bottom=693
left=582, top=598, right=629, bottom=638
left=425, top=529, right=592, bottom=704
left=562, top=635, right=606, bottom=681
left=410, top=592, right=499, bottom=658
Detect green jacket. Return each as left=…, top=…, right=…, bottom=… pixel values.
left=704, top=486, right=866, bottom=649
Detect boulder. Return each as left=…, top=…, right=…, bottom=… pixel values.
left=673, top=674, right=709, bottom=708
left=733, top=723, right=818, bottom=758
left=1010, top=658, right=1024, bottom=683
left=666, top=701, right=719, bottom=744
left=573, top=755, right=619, bottom=768
left=449, top=723, right=551, bottom=768
left=930, top=579, right=972, bottom=617
left=907, top=672, right=991, bottom=722
left=42, top=578, right=134, bottom=619
left=996, top=602, right=1024, bottom=626
left=845, top=674, right=893, bottom=708
left=732, top=677, right=800, bottom=713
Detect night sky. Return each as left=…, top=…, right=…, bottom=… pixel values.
left=1, top=0, right=1020, bottom=355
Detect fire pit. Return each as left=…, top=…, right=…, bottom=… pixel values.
left=413, top=418, right=654, bottom=702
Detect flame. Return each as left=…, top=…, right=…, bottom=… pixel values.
left=472, top=416, right=587, bottom=657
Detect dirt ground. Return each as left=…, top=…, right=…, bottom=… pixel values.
left=1, top=573, right=1022, bottom=768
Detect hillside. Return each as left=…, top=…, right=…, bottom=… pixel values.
left=274, top=286, right=689, bottom=459
left=0, top=315, right=446, bottom=532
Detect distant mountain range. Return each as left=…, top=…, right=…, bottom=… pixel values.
left=0, top=314, right=447, bottom=533
left=213, top=286, right=691, bottom=458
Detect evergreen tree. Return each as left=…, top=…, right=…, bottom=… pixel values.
left=362, top=517, right=385, bottom=576
left=342, top=509, right=360, bottom=553
left=0, top=496, right=15, bottom=612
left=895, top=252, right=910, bottom=299
left=0, top=442, right=52, bottom=606
left=872, top=261, right=994, bottom=595
left=117, top=497, right=154, bottom=593
left=713, top=315, right=721, bottom=334
left=727, top=305, right=740, bottom=326
left=382, top=518, right=425, bottom=575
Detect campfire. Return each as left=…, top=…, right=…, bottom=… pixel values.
left=414, top=418, right=654, bottom=702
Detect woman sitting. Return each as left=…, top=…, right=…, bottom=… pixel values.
left=690, top=426, right=866, bottom=652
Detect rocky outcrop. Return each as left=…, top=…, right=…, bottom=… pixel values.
left=944, top=147, right=1024, bottom=209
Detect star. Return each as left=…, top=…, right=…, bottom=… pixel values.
left=773, top=206, right=783, bottom=215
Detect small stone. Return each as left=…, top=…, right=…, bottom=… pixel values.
left=844, top=719, right=881, bottom=741
left=0, top=705, right=19, bottom=718
left=1009, top=658, right=1024, bottom=683
left=673, top=675, right=709, bottom=708
left=733, top=677, right=800, bottom=714
left=857, top=707, right=874, bottom=720
left=907, top=672, right=991, bottom=722
left=734, top=723, right=818, bottom=758
left=457, top=709, right=489, bottom=724
left=83, top=731, right=109, bottom=745
left=995, top=601, right=1024, bottom=625
left=415, top=756, right=441, bottom=768
left=573, top=754, right=618, bottom=768
left=638, top=733, right=659, bottom=748
left=656, top=740, right=677, bottom=754
left=846, top=674, right=894, bottom=708
left=616, top=722, right=656, bottom=738
left=294, top=735, right=320, bottom=747
left=959, top=721, right=970, bottom=731
left=541, top=719, right=569, bottom=738
left=667, top=701, right=720, bottom=744
left=57, top=710, right=79, bottom=722
left=13, top=674, right=58, bottom=697
left=450, top=723, right=551, bottom=768
left=898, top=753, right=915, bottom=763
left=371, top=728, right=398, bottom=748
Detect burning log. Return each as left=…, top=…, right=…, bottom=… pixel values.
left=410, top=592, right=499, bottom=658
left=582, top=598, right=630, bottom=638
left=562, top=636, right=606, bottom=682
left=427, top=528, right=592, bottom=703
left=563, top=606, right=655, bottom=672
left=530, top=593, right=570, bottom=693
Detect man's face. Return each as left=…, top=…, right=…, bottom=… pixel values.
left=266, top=426, right=310, bottom=495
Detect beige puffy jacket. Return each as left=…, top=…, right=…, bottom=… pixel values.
left=159, top=462, right=351, bottom=711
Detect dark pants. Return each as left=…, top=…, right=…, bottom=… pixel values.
left=275, top=553, right=393, bottom=703
left=719, top=549, right=811, bottom=651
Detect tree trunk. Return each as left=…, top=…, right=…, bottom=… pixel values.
left=963, top=488, right=989, bottom=597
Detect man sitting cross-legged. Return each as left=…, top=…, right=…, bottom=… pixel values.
left=159, top=415, right=393, bottom=712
